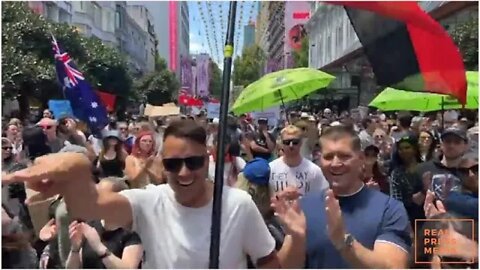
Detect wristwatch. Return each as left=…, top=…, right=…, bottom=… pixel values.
left=98, top=249, right=112, bottom=259
left=335, top=233, right=355, bottom=251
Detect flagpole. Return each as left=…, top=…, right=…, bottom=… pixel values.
left=209, top=1, right=237, bottom=268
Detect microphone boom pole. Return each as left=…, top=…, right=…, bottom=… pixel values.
left=208, top=1, right=237, bottom=268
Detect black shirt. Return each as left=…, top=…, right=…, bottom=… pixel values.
left=81, top=221, right=141, bottom=269
left=251, top=131, right=275, bottom=160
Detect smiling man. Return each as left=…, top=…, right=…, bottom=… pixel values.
left=4, top=120, right=307, bottom=269
left=300, top=125, right=412, bottom=268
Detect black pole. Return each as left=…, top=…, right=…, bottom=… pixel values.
left=441, top=96, right=445, bottom=131
left=209, top=2, right=237, bottom=268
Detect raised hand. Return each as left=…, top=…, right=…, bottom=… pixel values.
left=39, top=218, right=58, bottom=242
left=68, top=221, right=83, bottom=251
left=423, top=190, right=446, bottom=219
left=80, top=222, right=105, bottom=254
left=422, top=171, right=433, bottom=192
left=3, top=153, right=92, bottom=203
left=271, top=187, right=306, bottom=237
left=325, top=189, right=346, bottom=249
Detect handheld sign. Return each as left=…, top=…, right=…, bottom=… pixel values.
left=48, top=100, right=74, bottom=119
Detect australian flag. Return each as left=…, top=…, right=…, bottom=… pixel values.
left=52, top=35, right=109, bottom=135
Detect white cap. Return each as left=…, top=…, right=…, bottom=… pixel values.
left=212, top=118, right=219, bottom=124
left=324, top=108, right=332, bottom=114
left=300, top=112, right=309, bottom=118
left=308, top=115, right=316, bottom=122
left=330, top=121, right=342, bottom=126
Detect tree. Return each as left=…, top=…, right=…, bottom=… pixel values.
left=209, top=61, right=222, bottom=98
left=232, top=45, right=266, bottom=87
left=450, top=17, right=478, bottom=70
left=292, top=37, right=309, bottom=68
left=134, top=56, right=179, bottom=106
left=2, top=2, right=132, bottom=117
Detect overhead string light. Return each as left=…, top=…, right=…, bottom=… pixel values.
left=206, top=1, right=220, bottom=64
left=234, top=1, right=244, bottom=58
left=198, top=1, right=214, bottom=57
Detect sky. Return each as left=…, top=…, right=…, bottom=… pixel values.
left=189, top=1, right=259, bottom=70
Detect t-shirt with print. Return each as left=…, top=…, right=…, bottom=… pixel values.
left=269, top=157, right=329, bottom=195
left=120, top=184, right=275, bottom=268
left=301, top=185, right=411, bottom=268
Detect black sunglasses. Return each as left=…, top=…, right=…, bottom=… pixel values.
left=162, top=155, right=206, bottom=173
left=282, top=139, right=301, bottom=146
left=2, top=146, right=13, bottom=150
left=458, top=164, right=479, bottom=175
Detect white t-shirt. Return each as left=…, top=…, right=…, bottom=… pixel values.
left=208, top=156, right=246, bottom=183
left=269, top=157, right=329, bottom=195
left=120, top=184, right=275, bottom=268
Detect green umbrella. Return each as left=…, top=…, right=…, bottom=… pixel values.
left=369, top=71, right=478, bottom=112
left=231, top=68, right=335, bottom=115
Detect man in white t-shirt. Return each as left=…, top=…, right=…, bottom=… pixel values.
left=5, top=120, right=307, bottom=268
left=270, top=125, right=329, bottom=195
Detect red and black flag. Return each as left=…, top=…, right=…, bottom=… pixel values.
left=329, top=2, right=467, bottom=103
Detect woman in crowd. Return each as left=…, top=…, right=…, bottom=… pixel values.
left=418, top=130, right=438, bottom=162
left=4, top=124, right=22, bottom=155
left=363, top=145, right=389, bottom=194
left=208, top=135, right=245, bottom=186
left=125, top=131, right=164, bottom=188
left=66, top=178, right=143, bottom=269
left=389, top=134, right=425, bottom=227
left=235, top=158, right=284, bottom=268
left=97, top=130, right=127, bottom=178
left=2, top=138, right=17, bottom=172
left=56, top=117, right=86, bottom=146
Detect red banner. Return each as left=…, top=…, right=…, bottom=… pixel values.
left=96, top=91, right=116, bottom=112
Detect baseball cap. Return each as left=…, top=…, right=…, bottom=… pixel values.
left=441, top=127, right=468, bottom=142
left=300, top=112, right=309, bottom=118
left=36, top=118, right=57, bottom=127
left=258, top=117, right=268, bottom=124
left=396, top=133, right=418, bottom=146
left=242, top=158, right=270, bottom=186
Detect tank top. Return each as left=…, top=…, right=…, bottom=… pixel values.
left=99, top=156, right=125, bottom=178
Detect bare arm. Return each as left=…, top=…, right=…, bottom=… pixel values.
left=276, top=233, right=306, bottom=268
left=263, top=132, right=275, bottom=152
left=95, top=244, right=144, bottom=269
left=339, top=241, right=409, bottom=268
left=65, top=249, right=82, bottom=269
left=250, top=141, right=270, bottom=154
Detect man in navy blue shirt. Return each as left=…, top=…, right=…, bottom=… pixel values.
left=301, top=125, right=411, bottom=268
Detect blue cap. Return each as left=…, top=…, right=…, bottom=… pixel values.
left=243, top=158, right=270, bottom=186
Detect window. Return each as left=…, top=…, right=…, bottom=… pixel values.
left=115, top=11, right=121, bottom=29
left=92, top=3, right=102, bottom=29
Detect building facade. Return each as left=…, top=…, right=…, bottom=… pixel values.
left=306, top=1, right=478, bottom=111
left=28, top=1, right=73, bottom=24
left=243, top=21, right=255, bottom=49
left=126, top=4, right=156, bottom=73
left=139, top=1, right=190, bottom=78
left=266, top=1, right=285, bottom=62
left=28, top=1, right=153, bottom=76
left=255, top=1, right=270, bottom=55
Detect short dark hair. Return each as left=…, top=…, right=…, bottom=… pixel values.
left=397, top=114, right=412, bottom=129
left=361, top=118, right=373, bottom=129
left=319, top=125, right=361, bottom=152
left=163, top=119, right=206, bottom=145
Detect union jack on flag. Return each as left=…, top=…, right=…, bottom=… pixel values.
left=51, top=35, right=108, bottom=135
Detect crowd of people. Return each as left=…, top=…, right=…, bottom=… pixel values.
left=1, top=106, right=478, bottom=268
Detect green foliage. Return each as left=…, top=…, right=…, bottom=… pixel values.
left=134, top=56, right=179, bottom=106
left=450, top=17, right=478, bottom=70
left=232, top=45, right=266, bottom=87
left=292, top=37, right=309, bottom=68
left=2, top=1, right=132, bottom=114
left=209, top=61, right=222, bottom=98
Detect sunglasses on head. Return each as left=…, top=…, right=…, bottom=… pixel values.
left=282, top=139, right=301, bottom=146
left=162, top=155, right=206, bottom=173
left=458, top=164, right=479, bottom=175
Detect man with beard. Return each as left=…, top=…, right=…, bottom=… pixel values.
left=296, top=125, right=411, bottom=268
left=4, top=120, right=306, bottom=268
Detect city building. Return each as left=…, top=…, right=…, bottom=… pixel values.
left=266, top=1, right=285, bottom=63
left=139, top=1, right=190, bottom=78
left=126, top=4, right=157, bottom=73
left=243, top=21, right=255, bottom=49
left=306, top=1, right=478, bottom=111
left=28, top=1, right=72, bottom=24
left=255, top=1, right=269, bottom=55
left=28, top=1, right=153, bottom=76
